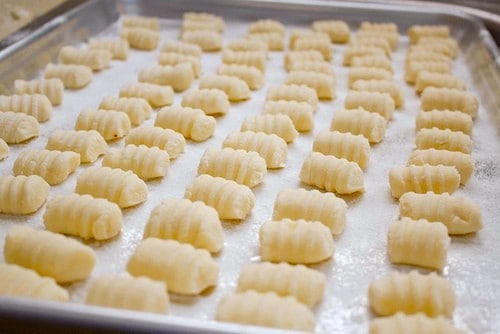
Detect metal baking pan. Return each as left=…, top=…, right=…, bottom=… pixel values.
left=0, top=0, right=499, bottom=333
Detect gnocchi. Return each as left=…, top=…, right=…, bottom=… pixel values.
left=351, top=79, right=404, bottom=108
left=289, top=30, right=329, bottom=48
left=181, top=88, right=230, bottom=115
left=44, top=63, right=92, bottom=89
left=292, top=37, right=332, bottom=60
left=46, top=129, right=107, bottom=163
left=226, top=38, right=268, bottom=53
left=246, top=32, right=284, bottom=51
left=158, top=52, right=201, bottom=78
left=313, top=130, right=370, bottom=169
left=344, top=90, right=394, bottom=120
left=43, top=193, right=122, bottom=240
left=348, top=67, right=393, bottom=88
left=359, top=21, right=398, bottom=33
left=125, top=126, right=186, bottom=159
left=121, top=27, right=159, bottom=50
left=222, top=50, right=267, bottom=72
left=0, top=175, right=49, bottom=214
left=405, top=49, right=451, bottom=67
left=263, top=100, right=314, bottom=132
left=0, top=94, right=52, bottom=122
left=155, top=106, right=216, bottom=142
left=182, top=19, right=220, bottom=33
left=248, top=19, right=285, bottom=35
left=408, top=25, right=451, bottom=44
left=415, top=128, right=472, bottom=154
left=217, top=64, right=264, bottom=90
left=99, top=96, right=152, bottom=126
left=421, top=87, right=479, bottom=118
left=119, top=82, right=174, bottom=107
left=285, top=71, right=335, bottom=100
left=161, top=40, right=202, bottom=57
left=181, top=30, right=222, bottom=51
left=343, top=45, right=386, bottom=65
left=122, top=15, right=159, bottom=31
left=199, top=74, right=251, bottom=101
left=75, top=166, right=148, bottom=208
left=284, top=50, right=323, bottom=71
left=183, top=12, right=225, bottom=32
left=370, top=313, right=464, bottom=334
left=288, top=60, right=334, bottom=76
left=14, top=78, right=64, bottom=105
left=415, top=110, right=472, bottom=135
left=350, top=37, right=391, bottom=55
left=351, top=54, right=393, bottom=73
left=266, top=84, right=318, bottom=109
left=0, top=111, right=40, bottom=144
left=88, top=38, right=129, bottom=60
left=405, top=60, right=452, bottom=84
left=311, top=19, right=350, bottom=43
left=138, top=63, right=194, bottom=92
left=75, top=108, right=131, bottom=141
left=58, top=46, right=111, bottom=71
left=415, top=71, right=465, bottom=93
left=417, top=37, right=458, bottom=56
left=330, top=108, right=386, bottom=144
left=356, top=29, right=399, bottom=50
left=241, top=114, right=298, bottom=143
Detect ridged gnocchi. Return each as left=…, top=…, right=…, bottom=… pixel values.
left=0, top=175, right=49, bottom=214
left=86, top=275, right=169, bottom=314
left=0, top=94, right=52, bottom=122
left=343, top=45, right=386, bottom=65
left=289, top=30, right=329, bottom=48
left=285, top=71, right=335, bottom=99
left=58, top=46, right=111, bottom=71
left=369, top=270, right=455, bottom=317
left=351, top=54, right=393, bottom=73
left=182, top=19, right=220, bottom=32
left=405, top=60, right=452, bottom=84
left=197, top=147, right=267, bottom=188
left=415, top=71, right=465, bottom=93
left=76, top=166, right=148, bottom=208
left=125, top=126, right=186, bottom=159
left=75, top=109, right=131, bottom=141
left=46, top=129, right=107, bottom=163
left=43, top=193, right=122, bottom=240
left=356, top=30, right=399, bottom=50
left=88, top=38, right=129, bottom=60
left=222, top=49, right=267, bottom=72
left=226, top=38, right=268, bottom=53
left=44, top=63, right=92, bottom=89
left=143, top=197, right=223, bottom=252
left=139, top=63, right=194, bottom=92
left=408, top=25, right=450, bottom=44
left=184, top=174, right=255, bottom=220
left=284, top=51, right=324, bottom=71
left=155, top=106, right=216, bottom=142
left=222, top=131, right=288, bottom=169
left=4, top=225, right=96, bottom=283
left=102, top=144, right=170, bottom=180
left=248, top=19, right=285, bottom=35
left=421, top=87, right=479, bottom=118
left=217, top=64, right=264, bottom=90
left=181, top=30, right=222, bottom=51
left=292, top=37, right=332, bottom=60
left=273, top=188, right=347, bottom=235
left=387, top=218, right=450, bottom=270
left=216, top=291, right=315, bottom=332
left=14, top=78, right=64, bottom=105
left=13, top=149, right=80, bottom=185
left=344, top=90, right=394, bottom=120
left=181, top=88, right=230, bottom=115
left=99, top=96, right=152, bottom=126
left=417, top=37, right=458, bottom=56
left=348, top=67, right=393, bottom=88
left=127, top=238, right=219, bottom=294
left=0, top=111, right=40, bottom=144
left=237, top=262, right=326, bottom=307
left=399, top=192, right=482, bottom=235
left=0, top=263, right=68, bottom=302
left=311, top=19, right=350, bottom=43
left=121, top=27, right=159, bottom=50
left=183, top=12, right=225, bottom=32
left=158, top=52, right=201, bottom=78
left=119, top=82, right=174, bottom=107
left=161, top=40, right=202, bottom=57
left=263, top=100, right=314, bottom=132
left=260, top=219, right=335, bottom=264
left=288, top=60, right=334, bottom=75
left=405, top=50, right=451, bottom=67
left=330, top=108, right=387, bottom=143
left=199, top=74, right=251, bottom=102
left=122, top=15, right=159, bottom=31
left=266, top=84, right=318, bottom=109
left=351, top=79, right=404, bottom=108
left=241, top=114, right=298, bottom=143
left=313, top=130, right=370, bottom=169
left=370, top=312, right=465, bottom=334
left=300, top=152, right=364, bottom=194
left=360, top=21, right=398, bottom=33
left=350, top=36, right=391, bottom=55
left=415, top=110, right=473, bottom=135
left=246, top=32, right=284, bottom=51
left=388, top=164, right=460, bottom=199
left=415, top=128, right=472, bottom=154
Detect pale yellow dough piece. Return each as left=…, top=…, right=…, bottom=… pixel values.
left=312, top=19, right=350, bottom=43
left=369, top=270, right=455, bottom=317
left=284, top=51, right=323, bottom=71
left=216, top=291, right=315, bottom=332
left=343, top=45, right=386, bottom=65
left=248, top=19, right=285, bottom=35
left=58, top=46, right=111, bottom=71
left=415, top=128, right=472, bottom=154
left=263, top=100, right=314, bottom=132
left=350, top=36, right=391, bottom=56
left=46, top=129, right=107, bottom=163
left=75, top=109, right=131, bottom=141
left=351, top=55, right=393, bottom=73
left=370, top=312, right=465, bottom=334
left=14, top=78, right=64, bottom=105
left=399, top=192, right=482, bottom=235
left=417, top=37, right=459, bottom=57
left=344, top=90, right=394, bottom=120
left=285, top=71, right=335, bottom=100
left=158, top=52, right=201, bottom=78
left=415, top=71, right=465, bottom=93
left=198, top=147, right=267, bottom=188
left=222, top=49, right=267, bottom=72
left=0, top=94, right=52, bottom=122
left=120, top=82, right=174, bottom=108
left=181, top=88, right=230, bottom=115
left=405, top=50, right=452, bottom=67
left=273, top=188, right=347, bottom=235
left=237, top=262, right=326, bottom=308
left=44, top=63, right=92, bottom=89
left=181, top=30, right=222, bottom=52
left=0, top=175, right=49, bottom=214
left=348, top=67, right=393, bottom=88
left=241, top=114, right=298, bottom=143
left=155, top=106, right=216, bottom=142
left=43, top=194, right=122, bottom=240
left=184, top=174, right=255, bottom=220
left=356, top=30, right=399, bottom=50
left=181, top=19, right=220, bottom=33
left=388, top=164, right=460, bottom=199
left=313, top=130, right=370, bottom=169
left=330, top=108, right=387, bottom=144
left=86, top=275, right=169, bottom=314
left=139, top=63, right=194, bottom=92
left=0, top=263, right=68, bottom=302
left=351, top=79, right=404, bottom=108
left=76, top=166, right=148, bottom=208
left=359, top=21, right=398, bottom=33
left=405, top=60, right=451, bottom=84
left=421, top=87, right=478, bottom=118
left=121, top=27, right=159, bottom=50
left=415, top=110, right=472, bottom=135
left=408, top=24, right=451, bottom=44
left=99, top=96, right=152, bottom=126
left=161, top=40, right=202, bottom=57
left=0, top=111, right=40, bottom=144
left=289, top=30, right=330, bottom=48
left=183, top=12, right=225, bottom=32
left=125, top=126, right=186, bottom=159
left=199, top=74, right=251, bottom=102
left=260, top=219, right=335, bottom=264
left=300, top=152, right=364, bottom=194
left=143, top=197, right=223, bottom=253
left=127, top=238, right=219, bottom=295
left=288, top=60, right=334, bottom=75
left=292, top=37, right=332, bottom=60
left=0, top=138, right=7, bottom=160
left=217, top=64, right=264, bottom=90
left=225, top=38, right=268, bottom=53
left=387, top=218, right=450, bottom=270
left=13, top=149, right=80, bottom=185
left=122, top=15, right=160, bottom=31
left=246, top=32, right=284, bottom=51
left=266, top=84, right=318, bottom=110
left=4, top=225, right=96, bottom=283
left=88, top=38, right=129, bottom=60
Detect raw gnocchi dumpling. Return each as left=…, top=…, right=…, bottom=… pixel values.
left=125, top=126, right=186, bottom=159
left=421, top=87, right=479, bottom=118
left=330, top=108, right=387, bottom=143
left=119, top=82, right=174, bottom=107
left=122, top=15, right=160, bottom=31
left=285, top=71, right=335, bottom=99
left=399, top=192, right=482, bottom=235
left=183, top=12, right=225, bottom=32
left=222, top=50, right=267, bottom=72
left=127, top=238, right=219, bottom=294
left=300, top=152, right=364, bottom=194
left=13, top=149, right=80, bottom=185
left=266, top=84, right=318, bottom=110
left=405, top=50, right=451, bottom=67
left=357, top=30, right=399, bottom=50
left=415, top=128, right=472, bottom=154
left=408, top=24, right=450, bottom=44
left=348, top=67, right=393, bottom=88
left=121, top=27, right=159, bottom=50
left=408, top=149, right=473, bottom=185
left=88, top=38, right=129, bottom=60
left=237, top=262, right=326, bottom=307
left=369, top=270, right=455, bottom=317
left=43, top=194, right=122, bottom=240
left=289, top=30, right=330, bottom=48
left=284, top=51, right=323, bottom=71
left=14, top=78, right=64, bottom=105
left=185, top=174, right=255, bottom=220
left=288, top=60, right=334, bottom=76
left=415, top=71, right=465, bottom=93
left=217, top=64, right=264, bottom=90
left=405, top=60, right=451, bottom=84
left=370, top=312, right=464, bottom=334
left=226, top=38, right=268, bottom=53
left=181, top=30, right=222, bottom=51
left=0, top=263, right=68, bottom=302
left=292, top=37, right=332, bottom=61
left=216, top=291, right=315, bottom=332
left=86, top=275, right=169, bottom=314
left=311, top=19, right=350, bottom=43
left=0, top=175, right=49, bottom=214
left=161, top=40, right=202, bottom=57
left=263, top=100, right=314, bottom=132
left=0, top=138, right=7, bottom=160
left=0, top=111, right=40, bottom=144
left=197, top=147, right=267, bottom=188
left=44, top=63, right=92, bottom=89
left=359, top=21, right=398, bottom=33
left=273, top=188, right=347, bottom=235
left=58, top=46, right=111, bottom=71
left=387, top=218, right=450, bottom=270
left=99, top=96, right=152, bottom=126
left=260, top=219, right=335, bottom=264
left=417, top=37, right=458, bottom=57
left=351, top=55, right=393, bottom=73
left=388, top=164, right=460, bottom=199
left=343, top=45, right=386, bottom=65
left=351, top=79, right=404, bottom=108
left=241, top=114, right=298, bottom=143
left=155, top=106, right=216, bottom=142
left=102, top=144, right=170, bottom=180
left=182, top=19, right=220, bottom=33
left=415, top=110, right=472, bottom=135
left=75, top=109, right=131, bottom=141
left=350, top=36, right=391, bottom=55
left=76, top=166, right=148, bottom=208
left=222, top=131, right=288, bottom=169
left=181, top=88, right=230, bottom=115
left=0, top=94, right=52, bottom=122
left=139, top=63, right=194, bottom=92
left=199, top=74, right=251, bottom=102
left=158, top=52, right=201, bottom=77
left=46, top=129, right=107, bottom=163
left=4, top=226, right=96, bottom=283
left=143, top=197, right=223, bottom=252
left=344, top=90, right=394, bottom=120
left=246, top=32, right=284, bottom=51
left=248, top=19, right=285, bottom=35
left=313, top=130, right=370, bottom=169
